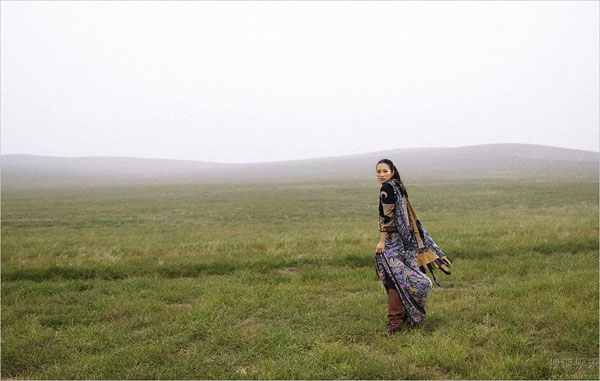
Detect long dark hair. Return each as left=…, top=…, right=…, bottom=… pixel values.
left=376, top=158, right=408, bottom=197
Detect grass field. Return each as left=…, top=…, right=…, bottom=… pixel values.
left=1, top=176, right=598, bottom=379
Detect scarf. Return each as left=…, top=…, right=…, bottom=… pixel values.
left=400, top=191, right=453, bottom=286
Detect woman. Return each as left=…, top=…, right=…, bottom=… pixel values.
left=374, top=159, right=453, bottom=337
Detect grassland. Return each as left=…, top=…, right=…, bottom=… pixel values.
left=1, top=176, right=598, bottom=379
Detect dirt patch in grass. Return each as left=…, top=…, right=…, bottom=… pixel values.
left=429, top=366, right=452, bottom=379
left=277, top=267, right=297, bottom=275
left=238, top=316, right=265, bottom=338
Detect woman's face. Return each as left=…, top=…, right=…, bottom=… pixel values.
left=376, top=163, right=394, bottom=184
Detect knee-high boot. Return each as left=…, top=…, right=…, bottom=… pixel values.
left=381, top=287, right=408, bottom=337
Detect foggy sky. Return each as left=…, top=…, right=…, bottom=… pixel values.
left=1, top=1, right=598, bottom=163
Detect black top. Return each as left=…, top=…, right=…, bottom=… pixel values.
left=379, top=181, right=397, bottom=232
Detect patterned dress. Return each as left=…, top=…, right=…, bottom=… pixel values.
left=374, top=179, right=435, bottom=326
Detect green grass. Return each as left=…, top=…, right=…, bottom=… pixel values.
left=2, top=177, right=598, bottom=379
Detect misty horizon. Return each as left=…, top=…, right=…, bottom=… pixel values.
left=3, top=143, right=597, bottom=191
left=3, top=142, right=599, bottom=165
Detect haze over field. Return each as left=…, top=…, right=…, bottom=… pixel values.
left=2, top=143, right=598, bottom=188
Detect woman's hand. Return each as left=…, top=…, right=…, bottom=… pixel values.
left=376, top=241, right=385, bottom=254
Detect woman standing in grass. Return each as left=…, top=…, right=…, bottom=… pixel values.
left=374, top=159, right=453, bottom=337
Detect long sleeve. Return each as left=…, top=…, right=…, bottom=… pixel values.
left=378, top=182, right=397, bottom=232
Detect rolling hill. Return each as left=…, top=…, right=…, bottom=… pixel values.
left=1, top=143, right=598, bottom=188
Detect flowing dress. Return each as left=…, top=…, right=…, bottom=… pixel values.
left=374, top=178, right=450, bottom=326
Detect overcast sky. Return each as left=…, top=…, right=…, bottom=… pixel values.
left=1, top=1, right=598, bottom=163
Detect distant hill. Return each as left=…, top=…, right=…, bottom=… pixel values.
left=1, top=144, right=598, bottom=188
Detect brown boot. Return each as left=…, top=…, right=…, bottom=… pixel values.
left=380, top=287, right=407, bottom=337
